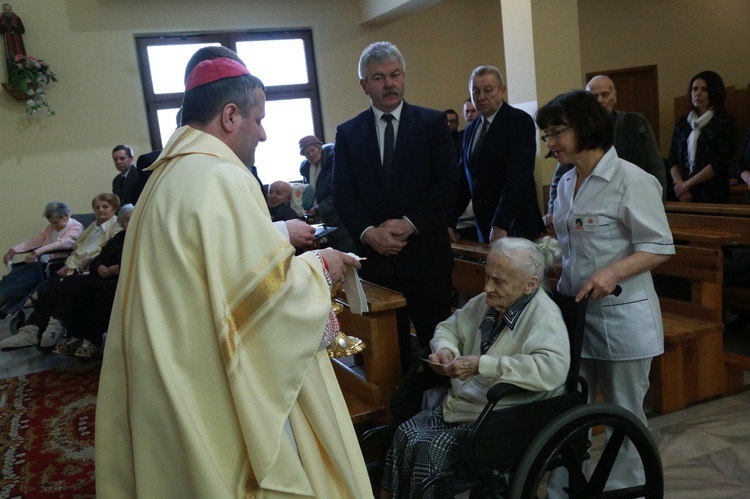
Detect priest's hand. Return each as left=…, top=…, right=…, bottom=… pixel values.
left=286, top=219, right=316, bottom=248
left=317, top=247, right=361, bottom=285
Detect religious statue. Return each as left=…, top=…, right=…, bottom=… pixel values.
left=1, top=3, right=25, bottom=71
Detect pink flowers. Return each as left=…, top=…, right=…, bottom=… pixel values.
left=7, top=54, right=57, bottom=116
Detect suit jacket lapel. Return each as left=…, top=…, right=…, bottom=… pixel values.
left=358, top=108, right=389, bottom=188
left=462, top=117, right=480, bottom=170
left=391, top=102, right=414, bottom=186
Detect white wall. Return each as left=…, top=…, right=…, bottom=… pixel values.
left=0, top=0, right=502, bottom=260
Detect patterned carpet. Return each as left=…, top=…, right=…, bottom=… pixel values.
left=0, top=361, right=100, bottom=498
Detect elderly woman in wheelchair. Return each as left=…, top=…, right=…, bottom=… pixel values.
left=0, top=201, right=83, bottom=314
left=0, top=193, right=122, bottom=351
left=380, top=236, right=569, bottom=499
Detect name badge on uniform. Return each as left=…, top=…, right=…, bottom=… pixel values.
left=572, top=214, right=599, bottom=232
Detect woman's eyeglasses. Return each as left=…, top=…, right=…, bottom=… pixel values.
left=541, top=126, right=571, bottom=143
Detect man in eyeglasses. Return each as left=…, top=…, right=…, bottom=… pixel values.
left=544, top=75, right=666, bottom=226
left=451, top=65, right=543, bottom=244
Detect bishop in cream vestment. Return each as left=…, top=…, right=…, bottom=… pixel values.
left=95, top=126, right=372, bottom=498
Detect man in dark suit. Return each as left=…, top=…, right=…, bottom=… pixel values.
left=452, top=66, right=543, bottom=244
left=111, top=145, right=140, bottom=206
left=333, top=41, right=458, bottom=371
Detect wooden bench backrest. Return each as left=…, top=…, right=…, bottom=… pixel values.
left=653, top=244, right=723, bottom=322
left=452, top=259, right=486, bottom=297
left=667, top=212, right=750, bottom=245
left=665, top=201, right=750, bottom=217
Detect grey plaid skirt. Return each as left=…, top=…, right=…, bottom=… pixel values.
left=381, top=405, right=472, bottom=498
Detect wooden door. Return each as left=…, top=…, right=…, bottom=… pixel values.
left=586, top=65, right=660, bottom=147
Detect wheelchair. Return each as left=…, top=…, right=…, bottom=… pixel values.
left=1, top=213, right=96, bottom=336
left=360, top=290, right=663, bottom=498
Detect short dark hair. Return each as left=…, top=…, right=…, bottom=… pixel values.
left=181, top=74, right=266, bottom=126
left=444, top=109, right=458, bottom=117
left=688, top=70, right=726, bottom=113
left=112, top=144, right=134, bottom=158
left=535, top=90, right=613, bottom=153
left=184, top=46, right=246, bottom=83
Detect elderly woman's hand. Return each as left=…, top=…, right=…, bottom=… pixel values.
left=445, top=355, right=479, bottom=381
left=24, top=252, right=39, bottom=264
left=56, top=265, right=69, bottom=278
left=428, top=348, right=454, bottom=375
left=3, top=249, right=15, bottom=265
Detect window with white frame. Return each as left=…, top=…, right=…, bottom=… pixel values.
left=135, top=30, right=322, bottom=182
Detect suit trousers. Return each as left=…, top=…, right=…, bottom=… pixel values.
left=365, top=271, right=452, bottom=373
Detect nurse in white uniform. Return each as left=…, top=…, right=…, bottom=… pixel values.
left=536, top=90, right=674, bottom=492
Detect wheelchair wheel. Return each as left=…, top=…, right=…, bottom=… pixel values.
left=509, top=403, right=663, bottom=498
left=9, top=310, right=26, bottom=335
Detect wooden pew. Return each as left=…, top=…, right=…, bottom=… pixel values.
left=665, top=208, right=750, bottom=396
left=651, top=245, right=725, bottom=413
left=730, top=184, right=747, bottom=204
left=333, top=281, right=406, bottom=424
left=670, top=226, right=738, bottom=247
left=665, top=200, right=750, bottom=217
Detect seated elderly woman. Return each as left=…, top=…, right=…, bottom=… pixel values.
left=380, top=236, right=570, bottom=499
left=48, top=204, right=134, bottom=357
left=0, top=201, right=83, bottom=313
left=0, top=193, right=122, bottom=351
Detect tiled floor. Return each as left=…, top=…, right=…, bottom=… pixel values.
left=1, top=319, right=749, bottom=497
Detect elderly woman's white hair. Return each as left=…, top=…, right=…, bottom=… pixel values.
left=489, top=236, right=561, bottom=285
left=117, top=204, right=134, bottom=227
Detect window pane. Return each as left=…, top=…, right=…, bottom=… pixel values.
left=255, top=98, right=314, bottom=183
left=157, top=108, right=181, bottom=146
left=236, top=39, right=308, bottom=86
left=148, top=43, right=220, bottom=94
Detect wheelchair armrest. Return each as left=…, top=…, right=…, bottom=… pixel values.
left=486, top=382, right=530, bottom=404
left=359, top=423, right=396, bottom=446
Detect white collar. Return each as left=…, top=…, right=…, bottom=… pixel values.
left=372, top=101, right=404, bottom=123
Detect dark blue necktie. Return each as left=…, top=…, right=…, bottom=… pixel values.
left=472, top=118, right=489, bottom=162
left=382, top=114, right=395, bottom=185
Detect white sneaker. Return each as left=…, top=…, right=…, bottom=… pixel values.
left=39, top=319, right=66, bottom=350
left=0, top=325, right=40, bottom=351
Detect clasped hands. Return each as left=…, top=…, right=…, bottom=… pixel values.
left=428, top=349, right=479, bottom=381
left=363, top=218, right=414, bottom=256
left=673, top=179, right=693, bottom=202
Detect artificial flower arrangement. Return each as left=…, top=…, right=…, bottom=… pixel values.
left=6, top=53, right=57, bottom=116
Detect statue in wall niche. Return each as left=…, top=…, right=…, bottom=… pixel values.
left=1, top=3, right=25, bottom=70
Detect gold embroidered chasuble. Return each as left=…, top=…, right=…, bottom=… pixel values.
left=95, top=127, right=372, bottom=498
